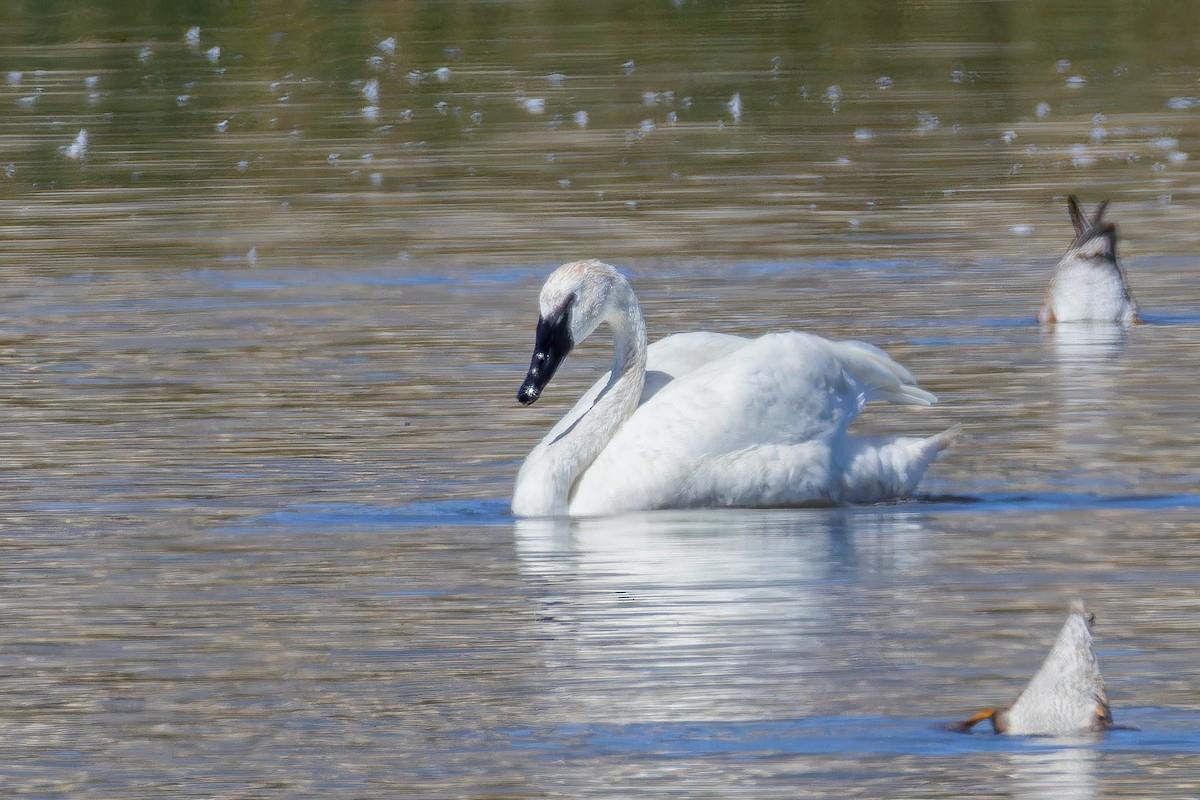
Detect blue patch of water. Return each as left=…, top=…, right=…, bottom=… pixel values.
left=455, top=265, right=553, bottom=286
left=255, top=497, right=512, bottom=529
left=908, top=334, right=1015, bottom=346
left=246, top=489, right=1200, bottom=533
left=913, top=491, right=1200, bottom=513
left=619, top=259, right=934, bottom=281
left=184, top=266, right=461, bottom=292
left=1136, top=311, right=1200, bottom=326
left=498, top=710, right=1200, bottom=759
left=976, top=315, right=1042, bottom=328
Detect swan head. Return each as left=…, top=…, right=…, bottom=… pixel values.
left=517, top=260, right=626, bottom=405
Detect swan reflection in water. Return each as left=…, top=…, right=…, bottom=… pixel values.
left=513, top=508, right=932, bottom=723
left=1046, top=321, right=1129, bottom=366
left=1008, top=745, right=1098, bottom=800
left=1044, top=321, right=1131, bottom=472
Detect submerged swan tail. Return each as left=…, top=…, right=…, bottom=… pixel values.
left=833, top=340, right=937, bottom=407
left=837, top=425, right=962, bottom=503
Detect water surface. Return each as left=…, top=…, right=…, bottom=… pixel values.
left=3, top=2, right=1200, bottom=797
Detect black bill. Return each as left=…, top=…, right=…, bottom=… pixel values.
left=517, top=306, right=574, bottom=405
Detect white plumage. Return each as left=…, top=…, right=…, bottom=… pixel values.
left=1001, top=602, right=1112, bottom=734
left=511, top=260, right=956, bottom=518
left=948, top=601, right=1115, bottom=736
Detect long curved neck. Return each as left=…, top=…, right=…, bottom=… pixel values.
left=513, top=281, right=648, bottom=517
left=606, top=287, right=648, bottom=391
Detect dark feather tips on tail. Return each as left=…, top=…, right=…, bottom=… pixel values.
left=1066, top=195, right=1115, bottom=249
left=1067, top=195, right=1087, bottom=237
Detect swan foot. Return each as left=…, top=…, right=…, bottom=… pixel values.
left=945, top=708, right=999, bottom=734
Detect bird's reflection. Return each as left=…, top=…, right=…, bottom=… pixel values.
left=1007, top=743, right=1098, bottom=800
left=513, top=508, right=931, bottom=722
left=1044, top=322, right=1130, bottom=472
left=1046, top=321, right=1128, bottom=367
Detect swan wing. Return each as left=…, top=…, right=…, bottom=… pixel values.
left=568, top=331, right=935, bottom=514
left=645, top=331, right=752, bottom=376
left=536, top=331, right=751, bottom=446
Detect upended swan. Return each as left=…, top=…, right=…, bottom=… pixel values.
left=948, top=601, right=1116, bottom=735
left=511, top=260, right=957, bottom=517
left=1038, top=195, right=1138, bottom=325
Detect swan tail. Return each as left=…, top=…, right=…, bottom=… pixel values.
left=833, top=340, right=937, bottom=407
left=928, top=423, right=964, bottom=451
left=837, top=425, right=962, bottom=503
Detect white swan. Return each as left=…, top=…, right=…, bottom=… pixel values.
left=1038, top=196, right=1138, bottom=325
left=511, top=260, right=957, bottom=518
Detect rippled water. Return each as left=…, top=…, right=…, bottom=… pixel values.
left=4, top=2, right=1200, bottom=797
